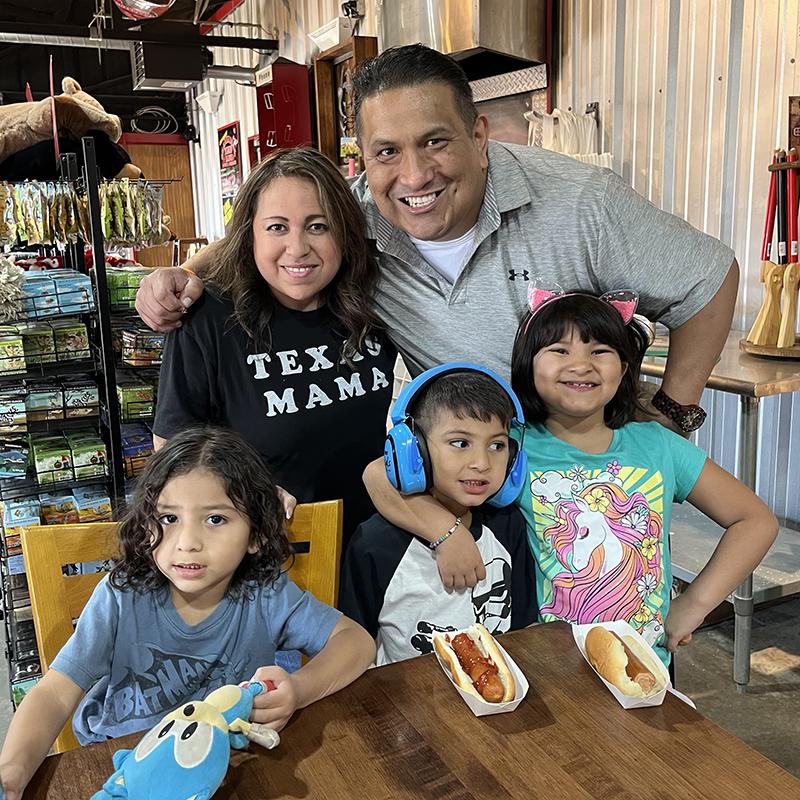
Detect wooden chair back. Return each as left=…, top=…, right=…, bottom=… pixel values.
left=20, top=522, right=120, bottom=754
left=285, top=500, right=343, bottom=607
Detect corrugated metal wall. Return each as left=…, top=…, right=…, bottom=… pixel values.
left=555, top=0, right=799, bottom=525
left=189, top=0, right=380, bottom=241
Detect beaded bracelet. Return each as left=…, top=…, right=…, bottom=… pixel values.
left=429, top=517, right=462, bottom=551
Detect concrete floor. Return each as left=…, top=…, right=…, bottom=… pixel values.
left=0, top=598, right=797, bottom=781
left=675, top=595, right=800, bottom=779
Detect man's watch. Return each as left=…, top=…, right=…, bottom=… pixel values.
left=651, top=388, right=707, bottom=433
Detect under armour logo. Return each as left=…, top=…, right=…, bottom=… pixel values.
left=508, top=269, right=530, bottom=281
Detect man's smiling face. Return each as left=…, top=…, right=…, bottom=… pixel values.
left=358, top=82, right=489, bottom=242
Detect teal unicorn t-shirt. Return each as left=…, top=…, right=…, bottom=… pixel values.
left=516, top=421, right=706, bottom=666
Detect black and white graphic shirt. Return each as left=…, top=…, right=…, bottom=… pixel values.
left=340, top=506, right=537, bottom=665
left=154, top=288, right=396, bottom=542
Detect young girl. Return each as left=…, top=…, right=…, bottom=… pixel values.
left=0, top=427, right=375, bottom=800
left=363, top=289, right=777, bottom=668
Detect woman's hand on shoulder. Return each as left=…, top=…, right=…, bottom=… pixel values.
left=135, top=267, right=206, bottom=332
left=248, top=666, right=298, bottom=731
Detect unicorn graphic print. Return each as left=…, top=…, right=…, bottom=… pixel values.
left=529, top=462, right=667, bottom=644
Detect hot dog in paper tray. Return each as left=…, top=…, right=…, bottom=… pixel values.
left=572, top=620, right=670, bottom=709
left=433, top=624, right=528, bottom=716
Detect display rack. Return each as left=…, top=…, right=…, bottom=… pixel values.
left=0, top=136, right=156, bottom=706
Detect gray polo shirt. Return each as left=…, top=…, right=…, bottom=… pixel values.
left=351, top=141, right=734, bottom=379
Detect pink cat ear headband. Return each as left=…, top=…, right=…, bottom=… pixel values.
left=525, top=286, right=639, bottom=330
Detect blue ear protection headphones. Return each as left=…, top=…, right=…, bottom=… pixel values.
left=383, top=362, right=527, bottom=508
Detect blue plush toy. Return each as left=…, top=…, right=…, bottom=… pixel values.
left=90, top=681, right=280, bottom=800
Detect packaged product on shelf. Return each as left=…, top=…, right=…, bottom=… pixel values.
left=6, top=553, right=25, bottom=575
left=24, top=380, right=64, bottom=422
left=19, top=323, right=57, bottom=365
left=0, top=327, right=26, bottom=375
left=121, top=421, right=154, bottom=477
left=0, top=183, right=15, bottom=242
left=1, top=494, right=41, bottom=529
left=1, top=494, right=41, bottom=575
left=7, top=574, right=30, bottom=610
left=0, top=438, right=28, bottom=477
left=3, top=532, right=22, bottom=558
left=117, top=376, right=154, bottom=420
left=107, top=265, right=155, bottom=309
left=10, top=618, right=36, bottom=652
left=62, top=376, right=99, bottom=418
left=50, top=270, right=94, bottom=315
left=11, top=675, right=41, bottom=706
left=21, top=272, right=58, bottom=318
left=51, top=318, right=90, bottom=361
left=66, top=432, right=107, bottom=480
left=72, top=484, right=112, bottom=522
left=20, top=182, right=44, bottom=246
left=0, top=389, right=27, bottom=434
left=30, top=433, right=73, bottom=485
left=11, top=657, right=41, bottom=686
left=121, top=327, right=164, bottom=367
left=38, top=489, right=80, bottom=524
left=0, top=255, right=25, bottom=322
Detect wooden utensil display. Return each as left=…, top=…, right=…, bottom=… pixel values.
left=744, top=151, right=800, bottom=357
left=779, top=149, right=800, bottom=347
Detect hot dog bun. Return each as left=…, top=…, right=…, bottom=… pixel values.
left=433, top=624, right=515, bottom=703
left=584, top=626, right=662, bottom=697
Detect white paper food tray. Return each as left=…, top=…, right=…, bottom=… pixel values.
left=572, top=620, right=670, bottom=709
left=434, top=631, right=528, bottom=716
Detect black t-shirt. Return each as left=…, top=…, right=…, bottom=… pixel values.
left=154, top=289, right=396, bottom=542
left=339, top=506, right=537, bottom=664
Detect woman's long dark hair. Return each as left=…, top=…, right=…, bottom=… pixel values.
left=205, top=147, right=382, bottom=357
left=110, top=427, right=291, bottom=597
left=511, top=294, right=650, bottom=428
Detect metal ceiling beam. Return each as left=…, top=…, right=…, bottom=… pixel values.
left=0, top=20, right=277, bottom=50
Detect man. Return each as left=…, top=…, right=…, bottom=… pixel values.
left=136, top=44, right=738, bottom=582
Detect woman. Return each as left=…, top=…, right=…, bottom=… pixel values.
left=154, top=148, right=396, bottom=546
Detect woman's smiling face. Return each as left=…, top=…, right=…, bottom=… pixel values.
left=252, top=176, right=342, bottom=311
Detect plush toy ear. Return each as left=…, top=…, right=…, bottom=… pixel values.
left=55, top=76, right=122, bottom=141
left=112, top=748, right=132, bottom=769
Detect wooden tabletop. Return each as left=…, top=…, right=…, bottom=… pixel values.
left=25, top=623, right=799, bottom=800
left=641, top=329, right=800, bottom=397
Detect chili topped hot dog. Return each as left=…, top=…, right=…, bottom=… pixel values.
left=434, top=624, right=515, bottom=703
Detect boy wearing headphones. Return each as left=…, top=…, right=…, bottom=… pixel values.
left=340, top=364, right=536, bottom=665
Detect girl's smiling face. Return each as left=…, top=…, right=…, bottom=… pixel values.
left=532, top=325, right=628, bottom=428
left=152, top=469, right=257, bottom=618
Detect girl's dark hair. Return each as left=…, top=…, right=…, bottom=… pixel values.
left=110, top=427, right=291, bottom=597
left=353, top=44, right=478, bottom=137
left=205, top=147, right=382, bottom=358
left=510, top=294, right=651, bottom=428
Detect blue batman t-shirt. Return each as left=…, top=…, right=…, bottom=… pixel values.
left=51, top=573, right=340, bottom=744
left=516, top=421, right=707, bottom=666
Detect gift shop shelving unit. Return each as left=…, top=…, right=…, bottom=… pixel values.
left=0, top=136, right=154, bottom=707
